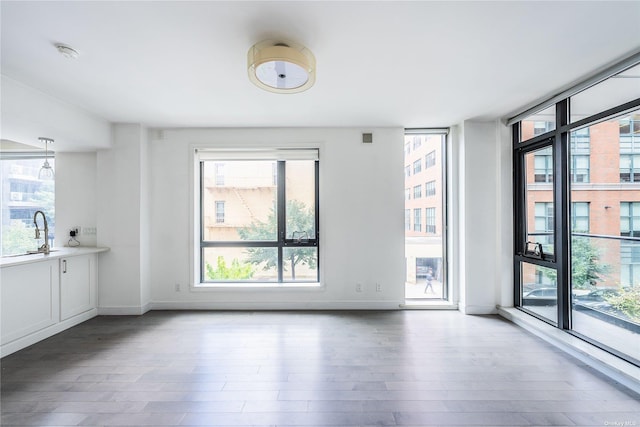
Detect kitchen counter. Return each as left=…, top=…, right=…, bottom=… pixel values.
left=0, top=247, right=109, bottom=268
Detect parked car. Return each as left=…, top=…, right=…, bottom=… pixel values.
left=573, top=288, right=619, bottom=303
left=523, top=287, right=557, bottom=306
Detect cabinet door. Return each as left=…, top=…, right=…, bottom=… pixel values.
left=60, top=254, right=95, bottom=320
left=1, top=260, right=60, bottom=345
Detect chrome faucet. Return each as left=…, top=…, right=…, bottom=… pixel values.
left=33, top=210, right=50, bottom=254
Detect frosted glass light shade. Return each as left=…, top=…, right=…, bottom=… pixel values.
left=248, top=41, right=316, bottom=93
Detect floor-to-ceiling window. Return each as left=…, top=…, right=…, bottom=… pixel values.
left=404, top=129, right=448, bottom=301
left=513, top=57, right=640, bottom=365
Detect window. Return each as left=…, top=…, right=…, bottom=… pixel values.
left=0, top=156, right=55, bottom=256
left=514, top=56, right=640, bottom=363
left=215, top=201, right=225, bottom=223
left=425, top=208, right=436, bottom=234
left=425, top=151, right=436, bottom=168
left=404, top=209, right=411, bottom=231
left=620, top=154, right=640, bottom=182
left=425, top=180, right=436, bottom=197
left=621, top=202, right=640, bottom=237
left=404, top=142, right=410, bottom=156
left=534, top=120, right=554, bottom=136
left=571, top=202, right=589, bottom=232
left=404, top=130, right=448, bottom=301
left=413, top=208, right=422, bottom=232
left=413, top=159, right=422, bottom=174
left=534, top=148, right=553, bottom=183
left=535, top=202, right=554, bottom=252
left=519, top=105, right=556, bottom=142
left=412, top=136, right=422, bottom=150
left=198, top=149, right=319, bottom=284
left=405, top=188, right=410, bottom=200
left=404, top=165, right=410, bottom=177
left=214, top=163, right=225, bottom=186
left=620, top=114, right=640, bottom=182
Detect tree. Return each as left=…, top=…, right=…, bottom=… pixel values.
left=606, top=287, right=640, bottom=323
left=543, top=236, right=610, bottom=289
left=1, top=222, right=37, bottom=255
left=205, top=256, right=255, bottom=280
left=238, top=200, right=316, bottom=280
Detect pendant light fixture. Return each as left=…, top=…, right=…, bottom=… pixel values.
left=247, top=40, right=316, bottom=93
left=38, top=137, right=55, bottom=180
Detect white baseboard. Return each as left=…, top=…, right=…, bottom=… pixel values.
left=150, top=300, right=402, bottom=311
left=459, top=304, right=498, bottom=315
left=498, top=306, right=640, bottom=395
left=97, top=304, right=151, bottom=315
left=1, top=309, right=97, bottom=358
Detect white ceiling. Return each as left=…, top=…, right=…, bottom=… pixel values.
left=2, top=1, right=640, bottom=133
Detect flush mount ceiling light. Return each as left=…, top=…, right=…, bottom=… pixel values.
left=55, top=43, right=79, bottom=59
left=247, top=40, right=316, bottom=93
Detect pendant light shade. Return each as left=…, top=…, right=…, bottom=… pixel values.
left=38, top=137, right=55, bottom=180
left=248, top=40, right=316, bottom=93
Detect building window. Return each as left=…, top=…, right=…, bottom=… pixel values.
left=214, top=163, right=225, bottom=186
left=426, top=208, right=436, bottom=234
left=404, top=142, right=410, bottom=156
left=621, top=244, right=640, bottom=288
left=215, top=201, right=225, bottom=223
left=405, top=188, right=410, bottom=200
left=412, top=136, right=422, bottom=150
left=620, top=114, right=640, bottom=182
left=535, top=202, right=554, bottom=250
left=413, top=159, right=422, bottom=174
left=413, top=185, right=422, bottom=199
left=534, top=147, right=553, bottom=183
left=404, top=165, right=410, bottom=177
left=621, top=202, right=640, bottom=237
left=620, top=154, right=640, bottom=182
left=534, top=121, right=554, bottom=135
left=413, top=208, right=422, bottom=232
left=425, top=180, right=436, bottom=197
left=571, top=202, right=589, bottom=232
left=404, top=209, right=411, bottom=231
left=570, top=128, right=590, bottom=183
left=198, top=149, right=319, bottom=284
left=425, top=150, right=436, bottom=168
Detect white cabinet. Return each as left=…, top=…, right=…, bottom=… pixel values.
left=60, top=254, right=96, bottom=321
left=1, top=248, right=105, bottom=357
left=1, top=259, right=60, bottom=345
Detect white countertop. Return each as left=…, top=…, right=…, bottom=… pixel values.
left=0, top=247, right=109, bottom=268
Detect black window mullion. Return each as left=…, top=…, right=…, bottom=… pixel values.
left=555, top=99, right=571, bottom=330
left=277, top=161, right=286, bottom=282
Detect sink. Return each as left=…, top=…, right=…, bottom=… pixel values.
left=3, top=250, right=59, bottom=258
left=26, top=250, right=59, bottom=255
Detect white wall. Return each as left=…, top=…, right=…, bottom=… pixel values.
left=454, top=120, right=511, bottom=314
left=147, top=127, right=406, bottom=310
left=96, top=123, right=151, bottom=314
left=0, top=76, right=110, bottom=150
left=54, top=152, right=98, bottom=247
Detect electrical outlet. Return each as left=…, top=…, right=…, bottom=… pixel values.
left=376, top=283, right=382, bottom=292
left=356, top=283, right=362, bottom=293
left=82, top=227, right=97, bottom=236
left=175, top=283, right=181, bottom=292
left=70, top=226, right=79, bottom=237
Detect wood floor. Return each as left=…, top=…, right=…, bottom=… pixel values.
left=1, top=310, right=639, bottom=426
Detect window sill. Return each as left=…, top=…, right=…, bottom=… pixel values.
left=192, top=282, right=323, bottom=291
left=498, top=306, right=640, bottom=395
